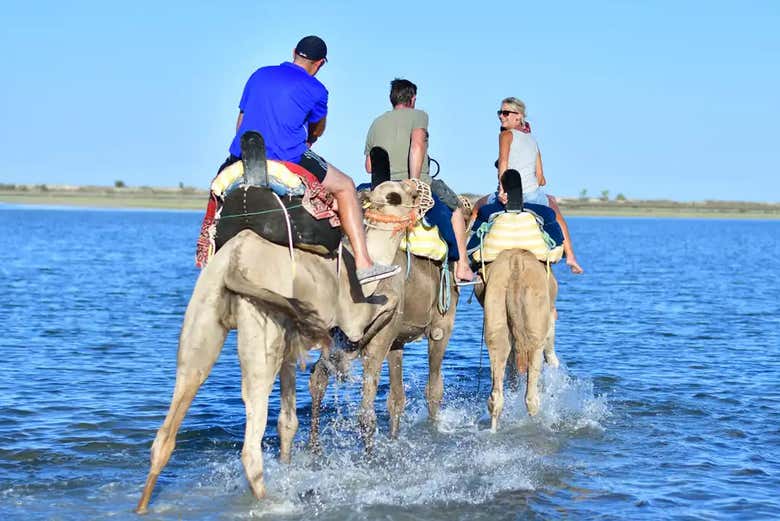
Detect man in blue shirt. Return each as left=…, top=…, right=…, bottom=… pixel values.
left=222, top=36, right=400, bottom=285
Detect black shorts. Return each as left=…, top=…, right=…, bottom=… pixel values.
left=295, top=149, right=329, bottom=183
left=217, top=150, right=329, bottom=183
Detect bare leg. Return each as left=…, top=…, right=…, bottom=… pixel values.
left=237, top=303, right=284, bottom=500
left=278, top=345, right=299, bottom=464
left=469, top=194, right=490, bottom=224
left=450, top=209, right=474, bottom=281
left=307, top=357, right=330, bottom=453
left=321, top=165, right=372, bottom=270
left=386, top=346, right=405, bottom=439
left=136, top=298, right=227, bottom=514
left=547, top=196, right=583, bottom=274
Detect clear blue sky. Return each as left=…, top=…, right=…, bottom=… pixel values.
left=2, top=0, right=778, bottom=202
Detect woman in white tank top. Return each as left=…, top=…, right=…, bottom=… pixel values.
left=495, top=97, right=584, bottom=274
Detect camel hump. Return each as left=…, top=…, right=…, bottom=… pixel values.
left=240, top=131, right=269, bottom=187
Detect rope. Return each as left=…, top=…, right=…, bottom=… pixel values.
left=405, top=238, right=412, bottom=280
left=476, top=221, right=492, bottom=283
left=271, top=192, right=296, bottom=278
left=363, top=208, right=418, bottom=233
left=218, top=203, right=303, bottom=220
left=477, top=310, right=485, bottom=395
left=437, top=252, right=452, bottom=314
left=337, top=241, right=342, bottom=279
left=406, top=179, right=435, bottom=217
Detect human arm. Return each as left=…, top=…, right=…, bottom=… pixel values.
left=536, top=150, right=546, bottom=186
left=235, top=112, right=244, bottom=133
left=409, top=127, right=428, bottom=180
left=307, top=117, right=326, bottom=147
left=307, top=86, right=328, bottom=147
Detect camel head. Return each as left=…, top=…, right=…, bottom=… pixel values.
left=343, top=179, right=422, bottom=303
left=361, top=180, right=422, bottom=233
left=363, top=180, right=419, bottom=218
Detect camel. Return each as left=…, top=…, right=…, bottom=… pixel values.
left=474, top=248, right=559, bottom=431
left=308, top=250, right=460, bottom=451
left=135, top=161, right=421, bottom=512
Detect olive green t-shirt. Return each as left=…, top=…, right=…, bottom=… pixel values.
left=364, top=108, right=430, bottom=184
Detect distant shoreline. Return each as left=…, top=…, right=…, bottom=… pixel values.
left=1, top=185, right=778, bottom=219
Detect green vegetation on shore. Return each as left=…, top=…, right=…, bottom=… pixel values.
left=1, top=184, right=778, bottom=219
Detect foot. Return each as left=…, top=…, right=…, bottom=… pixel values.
left=566, top=257, right=584, bottom=274
left=455, top=260, right=474, bottom=282
left=356, top=263, right=401, bottom=285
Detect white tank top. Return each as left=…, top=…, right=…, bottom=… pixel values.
left=507, top=129, right=539, bottom=193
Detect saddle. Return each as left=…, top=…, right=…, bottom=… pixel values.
left=215, top=184, right=342, bottom=255
left=468, top=169, right=564, bottom=265
left=214, top=132, right=342, bottom=256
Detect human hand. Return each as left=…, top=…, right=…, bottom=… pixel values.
left=537, top=174, right=546, bottom=187
left=498, top=190, right=508, bottom=205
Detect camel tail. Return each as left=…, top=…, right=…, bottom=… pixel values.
left=505, top=250, right=547, bottom=371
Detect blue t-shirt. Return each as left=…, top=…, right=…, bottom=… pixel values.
left=228, top=62, right=328, bottom=161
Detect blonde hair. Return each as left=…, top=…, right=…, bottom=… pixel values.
left=501, top=97, right=526, bottom=125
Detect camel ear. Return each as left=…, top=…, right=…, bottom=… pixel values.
left=357, top=188, right=371, bottom=207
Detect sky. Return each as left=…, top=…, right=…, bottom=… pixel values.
left=1, top=0, right=778, bottom=202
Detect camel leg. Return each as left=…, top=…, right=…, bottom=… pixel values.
left=525, top=347, right=544, bottom=416
left=307, top=355, right=330, bottom=453
left=359, top=339, right=392, bottom=453
left=386, top=343, right=405, bottom=439
left=485, top=285, right=511, bottom=433
left=543, top=316, right=559, bottom=368
left=278, top=346, right=299, bottom=464
left=136, top=302, right=228, bottom=514
left=487, top=332, right=511, bottom=433
left=237, top=302, right=284, bottom=500
left=425, top=314, right=455, bottom=422
left=506, top=344, right=520, bottom=391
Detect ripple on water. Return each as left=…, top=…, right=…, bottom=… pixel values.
left=2, top=211, right=780, bottom=520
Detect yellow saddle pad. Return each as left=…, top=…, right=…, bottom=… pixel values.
left=471, top=211, right=564, bottom=264
left=210, top=160, right=303, bottom=197
left=399, top=221, right=448, bottom=262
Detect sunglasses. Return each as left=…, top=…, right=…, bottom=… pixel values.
left=497, top=110, right=519, bottom=117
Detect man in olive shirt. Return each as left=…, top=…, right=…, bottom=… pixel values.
left=364, top=79, right=473, bottom=282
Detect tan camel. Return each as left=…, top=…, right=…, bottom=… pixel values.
left=308, top=250, right=459, bottom=451
left=474, top=249, right=559, bottom=431
left=135, top=180, right=419, bottom=514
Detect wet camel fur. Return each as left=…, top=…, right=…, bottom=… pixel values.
left=135, top=181, right=418, bottom=514
left=308, top=249, right=460, bottom=451
left=475, top=249, right=560, bottom=431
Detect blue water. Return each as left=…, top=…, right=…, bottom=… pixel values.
left=1, top=206, right=779, bottom=520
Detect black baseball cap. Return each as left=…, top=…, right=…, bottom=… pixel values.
left=295, top=35, right=328, bottom=62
